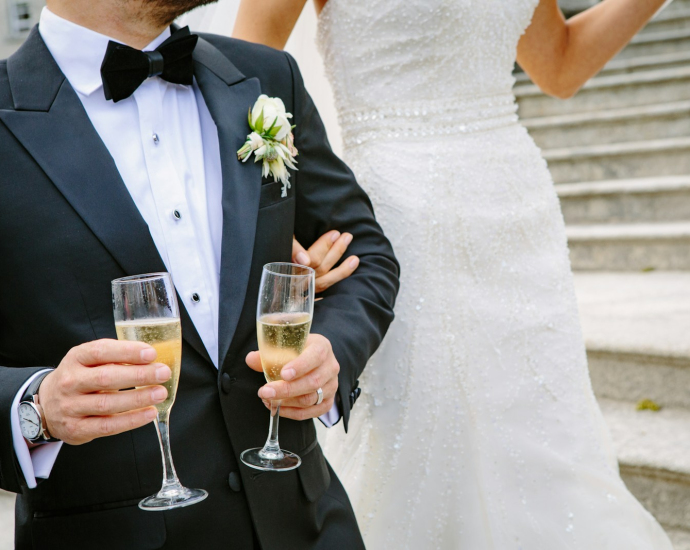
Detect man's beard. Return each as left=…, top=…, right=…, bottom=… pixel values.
left=135, top=0, right=219, bottom=27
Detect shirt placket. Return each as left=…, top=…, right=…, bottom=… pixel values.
left=134, top=80, right=219, bottom=366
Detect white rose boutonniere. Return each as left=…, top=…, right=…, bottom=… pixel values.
left=237, top=95, right=298, bottom=197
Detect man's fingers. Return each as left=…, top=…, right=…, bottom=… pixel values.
left=78, top=407, right=158, bottom=441
left=315, top=256, right=359, bottom=293
left=72, top=386, right=168, bottom=416
left=260, top=361, right=338, bottom=402
left=281, top=335, right=328, bottom=382
left=314, top=233, right=353, bottom=277
left=246, top=350, right=263, bottom=373
left=277, top=378, right=338, bottom=408
left=292, top=237, right=311, bottom=266
left=77, top=363, right=171, bottom=392
left=306, top=230, right=341, bottom=267
left=261, top=398, right=337, bottom=421
left=72, top=339, right=157, bottom=367
left=277, top=402, right=337, bottom=421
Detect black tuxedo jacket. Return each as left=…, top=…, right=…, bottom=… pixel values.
left=0, top=28, right=399, bottom=550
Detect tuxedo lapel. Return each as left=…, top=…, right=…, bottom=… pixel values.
left=193, top=38, right=263, bottom=369
left=0, top=29, right=210, bottom=363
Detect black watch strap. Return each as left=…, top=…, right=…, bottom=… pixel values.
left=21, top=370, right=53, bottom=403
left=21, top=370, right=60, bottom=443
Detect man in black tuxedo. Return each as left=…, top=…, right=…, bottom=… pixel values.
left=0, top=0, right=399, bottom=548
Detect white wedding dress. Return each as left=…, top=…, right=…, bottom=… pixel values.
left=312, top=0, right=674, bottom=548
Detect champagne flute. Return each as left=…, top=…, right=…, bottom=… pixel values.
left=241, top=263, right=315, bottom=472
left=112, top=272, right=208, bottom=511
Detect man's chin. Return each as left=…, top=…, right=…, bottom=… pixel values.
left=146, top=0, right=219, bottom=26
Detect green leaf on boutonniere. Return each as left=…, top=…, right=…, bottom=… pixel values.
left=265, top=117, right=279, bottom=137
left=255, top=109, right=265, bottom=134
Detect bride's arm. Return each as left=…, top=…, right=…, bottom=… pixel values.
left=517, top=0, right=667, bottom=99
left=232, top=0, right=310, bottom=49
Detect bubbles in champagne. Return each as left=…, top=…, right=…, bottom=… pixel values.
left=257, top=313, right=312, bottom=383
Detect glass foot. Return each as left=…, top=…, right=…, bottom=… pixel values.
left=139, top=486, right=208, bottom=511
left=241, top=448, right=301, bottom=472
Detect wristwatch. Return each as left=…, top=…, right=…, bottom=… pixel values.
left=18, top=372, right=59, bottom=444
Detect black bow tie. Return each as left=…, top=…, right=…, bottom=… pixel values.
left=100, top=26, right=199, bottom=103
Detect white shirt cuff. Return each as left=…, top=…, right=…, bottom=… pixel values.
left=11, top=370, right=63, bottom=489
left=318, top=401, right=341, bottom=428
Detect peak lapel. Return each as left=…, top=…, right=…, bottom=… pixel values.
left=0, top=29, right=211, bottom=364
left=193, top=39, right=262, bottom=369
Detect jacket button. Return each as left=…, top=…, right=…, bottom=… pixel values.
left=349, top=387, right=362, bottom=408
left=221, top=373, right=235, bottom=394
left=228, top=471, right=242, bottom=492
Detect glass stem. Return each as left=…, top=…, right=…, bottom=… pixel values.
left=155, top=410, right=182, bottom=493
left=260, top=400, right=284, bottom=459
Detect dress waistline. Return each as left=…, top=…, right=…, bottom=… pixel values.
left=338, top=93, right=519, bottom=148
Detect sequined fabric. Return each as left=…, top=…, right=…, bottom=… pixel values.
left=316, top=0, right=673, bottom=548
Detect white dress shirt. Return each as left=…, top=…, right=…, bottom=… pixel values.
left=12, top=7, right=337, bottom=490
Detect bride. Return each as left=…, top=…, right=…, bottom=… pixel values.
left=199, top=0, right=675, bottom=547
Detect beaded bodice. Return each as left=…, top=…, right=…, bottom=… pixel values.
left=317, top=0, right=539, bottom=146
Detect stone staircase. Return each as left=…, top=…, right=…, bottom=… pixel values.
left=516, top=1, right=690, bottom=547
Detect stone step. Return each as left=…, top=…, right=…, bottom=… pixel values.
left=567, top=222, right=690, bottom=271
left=644, top=7, right=690, bottom=34
left=590, top=348, right=690, bottom=409
left=515, top=50, right=690, bottom=85
left=669, top=529, right=690, bottom=550
left=577, top=270, right=690, bottom=406
left=523, top=100, right=690, bottom=148
left=545, top=137, right=690, bottom=184
left=599, top=398, right=690, bottom=534
left=515, top=66, right=690, bottom=118
left=618, top=27, right=690, bottom=59
left=575, top=271, right=690, bottom=539
left=0, top=490, right=14, bottom=550
left=576, top=269, right=690, bottom=344
left=558, top=175, right=690, bottom=225
left=604, top=50, right=690, bottom=76
left=661, top=0, right=690, bottom=16
left=666, top=528, right=690, bottom=550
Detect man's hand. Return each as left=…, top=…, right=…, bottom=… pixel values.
left=38, top=339, right=171, bottom=445
left=246, top=334, right=340, bottom=420
left=293, top=231, right=359, bottom=293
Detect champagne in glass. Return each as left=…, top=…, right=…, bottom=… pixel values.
left=115, top=318, right=181, bottom=414
left=257, top=313, right=312, bottom=383
left=241, top=263, right=315, bottom=472
left=112, top=272, right=207, bottom=511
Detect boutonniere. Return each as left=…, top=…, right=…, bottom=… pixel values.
left=237, top=95, right=298, bottom=197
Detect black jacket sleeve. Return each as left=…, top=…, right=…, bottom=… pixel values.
left=285, top=52, right=400, bottom=431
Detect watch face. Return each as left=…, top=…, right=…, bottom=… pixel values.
left=19, top=403, right=41, bottom=440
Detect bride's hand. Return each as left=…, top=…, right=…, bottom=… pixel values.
left=293, top=231, right=360, bottom=293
